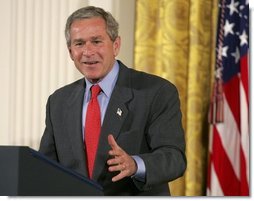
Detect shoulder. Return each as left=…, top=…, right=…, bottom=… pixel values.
left=118, top=61, right=178, bottom=93
left=49, top=78, right=85, bottom=101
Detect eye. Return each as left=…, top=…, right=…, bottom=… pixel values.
left=74, top=41, right=84, bottom=46
left=92, top=40, right=102, bottom=45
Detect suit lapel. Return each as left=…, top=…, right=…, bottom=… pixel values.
left=93, top=64, right=133, bottom=180
left=64, top=79, right=89, bottom=177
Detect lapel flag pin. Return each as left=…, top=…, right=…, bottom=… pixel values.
left=117, top=108, right=122, bottom=116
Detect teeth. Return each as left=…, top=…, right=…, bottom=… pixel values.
left=85, top=61, right=97, bottom=64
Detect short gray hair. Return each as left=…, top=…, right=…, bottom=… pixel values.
left=65, top=6, right=119, bottom=47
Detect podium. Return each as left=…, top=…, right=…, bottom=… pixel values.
left=0, top=146, right=104, bottom=196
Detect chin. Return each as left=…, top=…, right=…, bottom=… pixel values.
left=85, top=75, right=101, bottom=83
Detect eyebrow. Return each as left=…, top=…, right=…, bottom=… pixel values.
left=91, top=35, right=104, bottom=40
left=72, top=36, right=104, bottom=43
left=73, top=38, right=84, bottom=42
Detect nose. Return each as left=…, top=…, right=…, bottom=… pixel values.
left=82, top=42, right=94, bottom=57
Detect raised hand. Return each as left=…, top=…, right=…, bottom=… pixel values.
left=107, top=134, right=137, bottom=182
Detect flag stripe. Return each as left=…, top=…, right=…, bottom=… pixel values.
left=240, top=63, right=249, bottom=195
left=240, top=147, right=249, bottom=195
left=240, top=81, right=249, bottom=165
left=212, top=127, right=240, bottom=195
left=240, top=55, right=249, bottom=106
left=223, top=76, right=240, bottom=131
left=216, top=97, right=240, bottom=179
left=209, top=163, right=224, bottom=195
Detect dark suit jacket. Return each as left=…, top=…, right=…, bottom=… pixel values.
left=39, top=61, right=187, bottom=195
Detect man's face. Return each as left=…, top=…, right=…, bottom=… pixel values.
left=68, top=17, right=121, bottom=83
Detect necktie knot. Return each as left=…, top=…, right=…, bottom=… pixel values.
left=91, top=85, right=101, bottom=99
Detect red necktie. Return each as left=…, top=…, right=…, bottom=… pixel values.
left=85, top=85, right=101, bottom=179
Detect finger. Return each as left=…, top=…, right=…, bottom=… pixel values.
left=108, top=134, right=119, bottom=150
left=112, top=170, right=128, bottom=182
left=108, top=163, right=126, bottom=172
left=107, top=156, right=124, bottom=166
left=108, top=134, right=123, bottom=157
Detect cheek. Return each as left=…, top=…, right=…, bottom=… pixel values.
left=71, top=51, right=82, bottom=61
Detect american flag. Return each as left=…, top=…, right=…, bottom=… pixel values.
left=207, top=0, right=249, bottom=196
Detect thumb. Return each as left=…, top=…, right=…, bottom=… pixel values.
left=108, top=134, right=118, bottom=150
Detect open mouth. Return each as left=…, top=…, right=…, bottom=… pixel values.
left=83, top=61, right=99, bottom=65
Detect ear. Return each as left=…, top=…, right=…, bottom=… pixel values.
left=113, top=36, right=121, bottom=57
left=68, top=47, right=74, bottom=61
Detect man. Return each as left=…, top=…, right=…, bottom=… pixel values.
left=39, top=6, right=186, bottom=195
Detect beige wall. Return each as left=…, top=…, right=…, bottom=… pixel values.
left=0, top=0, right=135, bottom=149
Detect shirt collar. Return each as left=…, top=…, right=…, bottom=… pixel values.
left=85, top=60, right=119, bottom=98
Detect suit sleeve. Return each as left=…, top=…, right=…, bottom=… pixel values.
left=39, top=95, right=59, bottom=161
left=134, top=82, right=187, bottom=190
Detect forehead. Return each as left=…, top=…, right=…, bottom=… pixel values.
left=70, top=17, right=107, bottom=35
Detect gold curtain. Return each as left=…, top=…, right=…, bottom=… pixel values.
left=134, top=0, right=218, bottom=196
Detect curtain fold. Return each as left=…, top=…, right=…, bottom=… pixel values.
left=134, top=0, right=218, bottom=195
